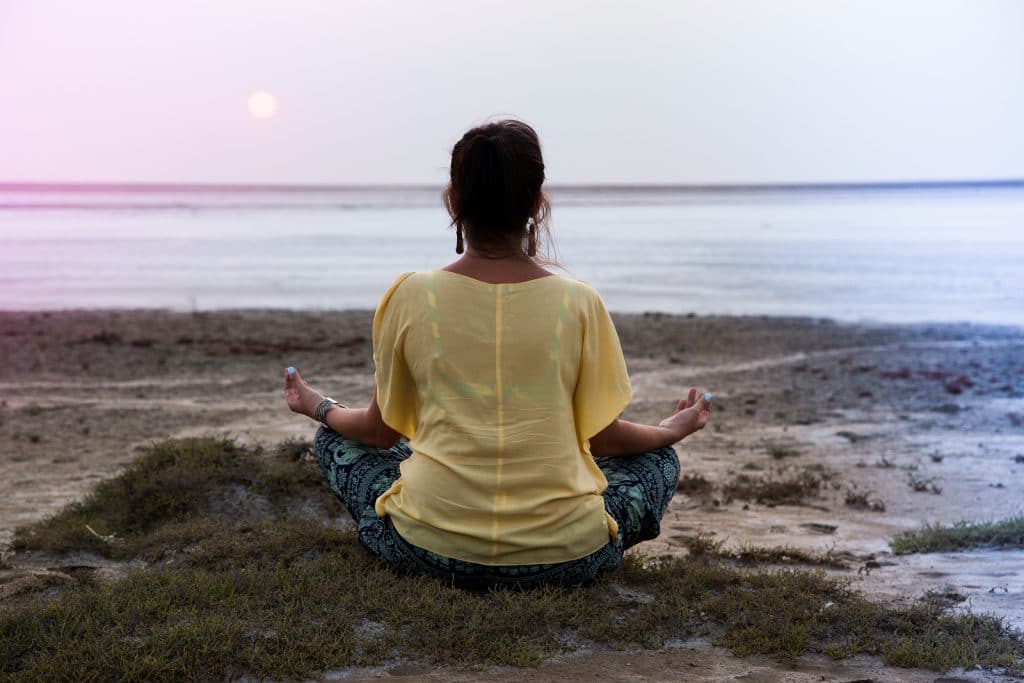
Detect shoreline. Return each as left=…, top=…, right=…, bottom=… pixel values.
left=2, top=306, right=1022, bottom=334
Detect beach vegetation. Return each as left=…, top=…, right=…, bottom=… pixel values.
left=890, top=517, right=1024, bottom=555
left=721, top=466, right=827, bottom=506
left=727, top=543, right=849, bottom=569
left=675, top=473, right=713, bottom=495
left=844, top=485, right=886, bottom=512
left=678, top=533, right=848, bottom=569
left=2, top=437, right=1022, bottom=679
left=765, top=443, right=801, bottom=459
left=11, top=436, right=339, bottom=558
left=904, top=469, right=942, bottom=495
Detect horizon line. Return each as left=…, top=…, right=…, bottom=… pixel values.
left=2, top=179, right=1024, bottom=194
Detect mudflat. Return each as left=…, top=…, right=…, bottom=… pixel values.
left=2, top=308, right=1022, bottom=680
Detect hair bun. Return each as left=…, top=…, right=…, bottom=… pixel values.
left=442, top=119, right=550, bottom=257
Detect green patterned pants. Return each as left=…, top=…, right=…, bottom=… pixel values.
left=313, top=426, right=679, bottom=588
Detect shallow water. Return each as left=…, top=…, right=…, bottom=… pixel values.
left=1, top=185, right=1023, bottom=324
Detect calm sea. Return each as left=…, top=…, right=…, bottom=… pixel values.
left=1, top=185, right=1022, bottom=326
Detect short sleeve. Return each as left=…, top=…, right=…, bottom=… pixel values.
left=572, top=287, right=633, bottom=445
left=372, top=272, right=418, bottom=438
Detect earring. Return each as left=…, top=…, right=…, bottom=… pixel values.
left=526, top=220, right=537, bottom=257
left=456, top=226, right=464, bottom=254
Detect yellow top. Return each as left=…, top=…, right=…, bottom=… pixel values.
left=372, top=269, right=633, bottom=566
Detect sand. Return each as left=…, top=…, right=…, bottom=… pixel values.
left=1, top=308, right=1022, bottom=680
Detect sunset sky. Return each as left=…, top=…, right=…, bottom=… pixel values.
left=2, top=1, right=1022, bottom=185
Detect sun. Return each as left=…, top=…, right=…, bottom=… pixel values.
left=247, top=91, right=278, bottom=119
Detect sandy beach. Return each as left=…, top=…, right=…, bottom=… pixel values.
left=2, top=308, right=1023, bottom=680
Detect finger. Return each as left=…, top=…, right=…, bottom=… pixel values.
left=697, top=409, right=710, bottom=428
left=284, top=366, right=294, bottom=386
left=693, top=389, right=711, bottom=411
left=686, top=387, right=697, bottom=408
left=675, top=397, right=687, bottom=411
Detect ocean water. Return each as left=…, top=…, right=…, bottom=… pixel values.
left=1, top=185, right=1022, bottom=326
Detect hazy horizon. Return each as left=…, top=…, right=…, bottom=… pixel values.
left=3, top=179, right=1024, bottom=192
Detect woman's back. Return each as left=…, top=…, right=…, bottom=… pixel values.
left=287, top=118, right=704, bottom=586
left=372, top=270, right=633, bottom=566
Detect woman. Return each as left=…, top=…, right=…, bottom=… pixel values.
left=283, top=119, right=711, bottom=587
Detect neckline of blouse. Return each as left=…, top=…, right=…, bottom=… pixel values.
left=432, top=269, right=563, bottom=289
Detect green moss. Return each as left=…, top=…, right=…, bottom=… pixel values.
left=890, top=517, right=1024, bottom=554
left=2, top=437, right=1022, bottom=680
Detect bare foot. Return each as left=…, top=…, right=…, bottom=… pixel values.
left=283, top=367, right=325, bottom=418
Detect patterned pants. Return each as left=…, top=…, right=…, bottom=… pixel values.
left=313, top=426, right=680, bottom=588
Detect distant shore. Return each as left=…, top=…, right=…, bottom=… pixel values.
left=4, top=178, right=1024, bottom=213
left=4, top=178, right=1024, bottom=194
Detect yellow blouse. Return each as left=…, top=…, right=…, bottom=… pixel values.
left=372, top=269, right=633, bottom=566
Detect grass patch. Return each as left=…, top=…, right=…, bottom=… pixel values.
left=2, top=438, right=1022, bottom=679
left=677, top=533, right=848, bottom=569
left=274, top=435, right=314, bottom=461
left=891, top=517, right=1024, bottom=555
left=844, top=486, right=886, bottom=512
left=12, top=436, right=338, bottom=558
left=905, top=469, right=942, bottom=495
left=729, top=544, right=849, bottom=569
left=765, top=443, right=801, bottom=459
left=722, top=466, right=828, bottom=506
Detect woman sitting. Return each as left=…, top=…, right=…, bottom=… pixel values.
left=283, top=119, right=711, bottom=587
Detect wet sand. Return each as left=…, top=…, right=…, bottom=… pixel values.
left=1, top=308, right=1023, bottom=680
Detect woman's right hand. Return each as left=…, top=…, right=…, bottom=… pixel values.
left=283, top=366, right=326, bottom=418
left=658, top=388, right=711, bottom=442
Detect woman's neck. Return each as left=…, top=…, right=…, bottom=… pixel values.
left=442, top=242, right=552, bottom=284
left=463, top=243, right=530, bottom=261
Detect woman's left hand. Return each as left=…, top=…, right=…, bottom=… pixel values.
left=283, top=366, right=325, bottom=418
left=657, top=387, right=711, bottom=442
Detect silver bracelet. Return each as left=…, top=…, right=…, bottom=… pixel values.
left=314, top=397, right=347, bottom=426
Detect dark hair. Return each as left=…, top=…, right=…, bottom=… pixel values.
left=443, top=119, right=554, bottom=261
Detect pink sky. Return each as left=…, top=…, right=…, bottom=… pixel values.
left=2, top=1, right=1023, bottom=184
